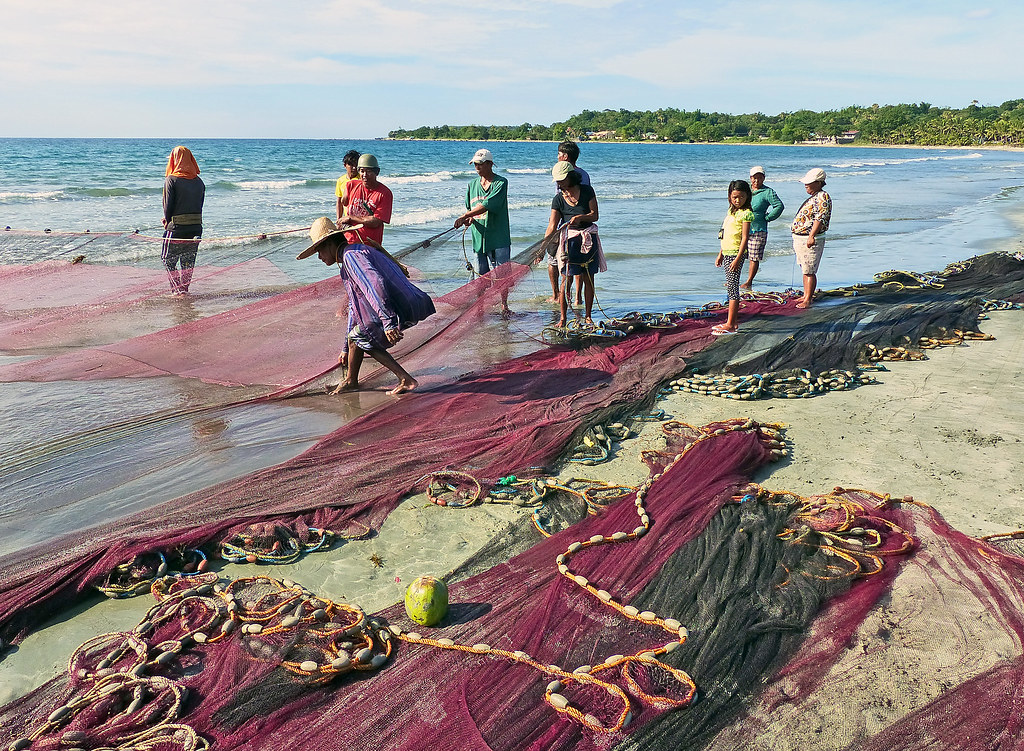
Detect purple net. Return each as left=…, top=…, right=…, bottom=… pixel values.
left=2, top=251, right=1023, bottom=749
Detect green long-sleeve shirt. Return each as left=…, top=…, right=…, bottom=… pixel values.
left=750, top=187, right=784, bottom=233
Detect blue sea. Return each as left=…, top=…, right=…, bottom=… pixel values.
left=2, top=138, right=1024, bottom=553
left=4, top=138, right=1024, bottom=307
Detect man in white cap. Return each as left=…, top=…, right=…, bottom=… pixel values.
left=455, top=149, right=511, bottom=277
left=790, top=168, right=832, bottom=309
left=338, top=153, right=393, bottom=247
left=741, top=166, right=785, bottom=290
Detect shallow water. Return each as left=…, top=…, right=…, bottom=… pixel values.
left=1, top=139, right=1023, bottom=556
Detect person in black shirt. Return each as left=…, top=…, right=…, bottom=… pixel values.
left=545, top=162, right=602, bottom=327
left=161, top=146, right=206, bottom=294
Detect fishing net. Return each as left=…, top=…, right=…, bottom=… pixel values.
left=0, top=226, right=514, bottom=389
left=0, top=420, right=912, bottom=749
left=1, top=249, right=1023, bottom=749
left=0, top=230, right=311, bottom=355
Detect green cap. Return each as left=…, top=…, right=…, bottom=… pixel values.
left=357, top=154, right=380, bottom=171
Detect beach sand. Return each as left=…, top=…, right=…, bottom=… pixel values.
left=1, top=309, right=1022, bottom=747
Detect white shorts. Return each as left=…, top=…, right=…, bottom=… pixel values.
left=793, top=234, right=825, bottom=275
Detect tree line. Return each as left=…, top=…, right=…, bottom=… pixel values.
left=387, top=100, right=1024, bottom=147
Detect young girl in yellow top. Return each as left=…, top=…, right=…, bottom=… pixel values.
left=714, top=180, right=754, bottom=334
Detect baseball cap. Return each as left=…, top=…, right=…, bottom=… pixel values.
left=357, top=154, right=380, bottom=171
left=801, top=168, right=827, bottom=184
left=749, top=166, right=766, bottom=177
left=470, top=148, right=494, bottom=164
left=551, top=161, right=574, bottom=182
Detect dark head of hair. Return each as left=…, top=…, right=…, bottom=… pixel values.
left=558, top=141, right=580, bottom=164
left=322, top=232, right=349, bottom=262
left=563, top=168, right=582, bottom=188
left=728, top=179, right=752, bottom=210
left=343, top=150, right=360, bottom=167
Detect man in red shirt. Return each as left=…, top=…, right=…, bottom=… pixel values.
left=338, top=153, right=393, bottom=246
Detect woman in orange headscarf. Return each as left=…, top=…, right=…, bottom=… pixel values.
left=161, top=146, right=206, bottom=294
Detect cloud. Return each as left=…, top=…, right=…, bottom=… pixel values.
left=1, top=0, right=1021, bottom=136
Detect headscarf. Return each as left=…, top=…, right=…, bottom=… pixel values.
left=165, top=146, right=201, bottom=179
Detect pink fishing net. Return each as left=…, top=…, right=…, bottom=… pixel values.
left=2, top=250, right=1023, bottom=750
left=0, top=262, right=529, bottom=389
left=0, top=258, right=298, bottom=355
left=0, top=419, right=977, bottom=751
left=1, top=301, right=780, bottom=646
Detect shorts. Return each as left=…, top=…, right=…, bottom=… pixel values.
left=792, top=234, right=825, bottom=275
left=747, top=231, right=767, bottom=262
left=546, top=251, right=559, bottom=267
left=565, top=258, right=599, bottom=278
left=347, top=324, right=378, bottom=352
left=477, top=246, right=511, bottom=275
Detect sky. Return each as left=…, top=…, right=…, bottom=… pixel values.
left=1, top=0, right=1020, bottom=138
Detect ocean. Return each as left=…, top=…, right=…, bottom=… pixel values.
left=2, top=138, right=1023, bottom=553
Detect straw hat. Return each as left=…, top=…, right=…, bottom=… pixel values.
left=297, top=217, right=349, bottom=260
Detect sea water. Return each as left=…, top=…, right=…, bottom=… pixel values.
left=1, top=139, right=1023, bottom=552
left=4, top=138, right=1024, bottom=307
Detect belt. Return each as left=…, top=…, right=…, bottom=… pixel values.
left=171, top=213, right=203, bottom=225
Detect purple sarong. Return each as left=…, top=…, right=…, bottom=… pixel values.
left=341, top=244, right=435, bottom=351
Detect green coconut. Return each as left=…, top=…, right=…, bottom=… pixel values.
left=404, top=576, right=449, bottom=626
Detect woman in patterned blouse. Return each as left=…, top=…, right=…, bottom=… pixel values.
left=790, top=168, right=832, bottom=309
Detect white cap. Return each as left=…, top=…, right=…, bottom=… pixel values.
left=551, top=161, right=574, bottom=182
left=801, top=168, right=827, bottom=184
left=749, top=166, right=765, bottom=177
left=470, top=148, right=494, bottom=164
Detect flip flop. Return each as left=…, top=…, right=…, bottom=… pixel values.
left=712, top=328, right=738, bottom=336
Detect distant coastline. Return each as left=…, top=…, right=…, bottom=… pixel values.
left=380, top=136, right=1024, bottom=152
left=388, top=101, right=1024, bottom=149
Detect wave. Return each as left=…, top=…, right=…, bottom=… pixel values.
left=68, top=186, right=164, bottom=198
left=506, top=168, right=549, bottom=174
left=385, top=170, right=464, bottom=184
left=831, top=153, right=983, bottom=169
left=391, top=206, right=461, bottom=227
left=829, top=170, right=874, bottom=177
left=207, top=178, right=334, bottom=191
left=0, top=190, right=64, bottom=202
left=603, top=186, right=721, bottom=201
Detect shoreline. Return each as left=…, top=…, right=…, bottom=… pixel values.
left=381, top=137, right=1024, bottom=152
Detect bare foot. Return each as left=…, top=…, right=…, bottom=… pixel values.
left=501, top=306, right=513, bottom=319
left=387, top=378, right=417, bottom=395
left=329, top=381, right=359, bottom=395
left=740, top=283, right=752, bottom=290
left=584, top=317, right=594, bottom=326
left=795, top=301, right=811, bottom=309
left=546, top=295, right=560, bottom=304
left=555, top=319, right=566, bottom=328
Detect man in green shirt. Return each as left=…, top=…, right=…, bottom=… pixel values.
left=455, top=148, right=512, bottom=313
left=741, top=166, right=785, bottom=289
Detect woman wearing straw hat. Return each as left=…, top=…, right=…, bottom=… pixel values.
left=298, top=217, right=435, bottom=394
left=161, top=146, right=205, bottom=294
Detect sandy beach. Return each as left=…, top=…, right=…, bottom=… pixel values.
left=2, top=299, right=1021, bottom=747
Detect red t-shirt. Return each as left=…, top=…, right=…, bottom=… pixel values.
left=344, top=180, right=393, bottom=246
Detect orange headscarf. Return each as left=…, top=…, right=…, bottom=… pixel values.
left=165, top=146, right=201, bottom=179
